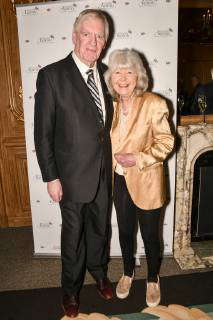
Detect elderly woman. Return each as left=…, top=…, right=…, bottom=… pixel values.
left=104, top=49, right=174, bottom=307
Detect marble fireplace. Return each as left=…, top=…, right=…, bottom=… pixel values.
left=174, top=121, right=213, bottom=269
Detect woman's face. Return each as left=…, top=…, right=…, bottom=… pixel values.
left=111, top=67, right=137, bottom=99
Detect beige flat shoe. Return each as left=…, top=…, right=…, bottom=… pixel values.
left=146, top=276, right=161, bottom=307
left=116, top=273, right=134, bottom=299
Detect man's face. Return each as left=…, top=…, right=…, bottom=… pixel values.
left=72, top=16, right=106, bottom=67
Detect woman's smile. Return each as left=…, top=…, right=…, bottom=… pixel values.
left=111, top=68, right=137, bottom=98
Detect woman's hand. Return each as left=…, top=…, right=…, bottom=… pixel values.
left=115, top=153, right=136, bottom=167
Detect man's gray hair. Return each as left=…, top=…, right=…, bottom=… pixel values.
left=104, top=49, right=149, bottom=99
left=73, top=9, right=109, bottom=41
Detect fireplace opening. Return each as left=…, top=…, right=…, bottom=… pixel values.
left=191, top=150, right=213, bottom=242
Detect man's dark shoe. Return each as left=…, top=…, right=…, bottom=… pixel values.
left=96, top=278, right=113, bottom=300
left=62, top=294, right=79, bottom=318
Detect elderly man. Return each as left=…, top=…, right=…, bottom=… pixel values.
left=34, top=9, right=113, bottom=318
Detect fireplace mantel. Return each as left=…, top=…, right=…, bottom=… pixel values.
left=180, top=114, right=213, bottom=126
left=174, top=122, right=213, bottom=269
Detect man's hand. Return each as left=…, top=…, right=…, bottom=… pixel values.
left=47, top=179, right=63, bottom=202
left=114, top=153, right=136, bottom=168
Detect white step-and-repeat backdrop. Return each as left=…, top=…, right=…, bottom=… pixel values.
left=16, top=0, right=178, bottom=256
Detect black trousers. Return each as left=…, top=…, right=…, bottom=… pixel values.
left=60, top=166, right=110, bottom=297
left=114, top=173, right=161, bottom=282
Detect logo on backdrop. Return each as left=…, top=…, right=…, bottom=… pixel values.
left=59, top=3, right=77, bottom=14
left=32, top=199, right=42, bottom=206
left=33, top=174, right=42, bottom=181
left=154, top=28, right=174, bottom=38
left=48, top=199, right=59, bottom=206
left=97, top=1, right=117, bottom=9
left=149, top=58, right=159, bottom=67
left=37, top=35, right=55, bottom=45
left=149, top=58, right=172, bottom=67
left=115, top=29, right=133, bottom=40
left=137, top=31, right=147, bottom=37
left=39, top=221, right=53, bottom=228
left=137, top=0, right=173, bottom=6
left=137, top=0, right=158, bottom=7
left=23, top=6, right=39, bottom=15
left=26, top=65, right=42, bottom=74
left=158, top=88, right=173, bottom=98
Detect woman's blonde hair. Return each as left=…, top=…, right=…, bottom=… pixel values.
left=104, top=49, right=148, bottom=99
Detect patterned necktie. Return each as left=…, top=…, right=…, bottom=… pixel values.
left=86, top=69, right=104, bottom=127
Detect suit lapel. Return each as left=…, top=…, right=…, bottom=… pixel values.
left=63, top=54, right=103, bottom=128
left=62, top=54, right=113, bottom=130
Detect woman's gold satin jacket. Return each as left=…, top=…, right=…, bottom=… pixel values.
left=111, top=92, right=175, bottom=210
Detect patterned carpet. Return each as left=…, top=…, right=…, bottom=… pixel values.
left=116, top=304, right=213, bottom=320
left=0, top=272, right=213, bottom=320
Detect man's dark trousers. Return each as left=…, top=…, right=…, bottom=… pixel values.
left=60, top=164, right=110, bottom=297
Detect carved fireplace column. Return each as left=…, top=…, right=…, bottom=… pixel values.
left=174, top=122, right=213, bottom=269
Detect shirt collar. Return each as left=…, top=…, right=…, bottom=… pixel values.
left=72, top=51, right=97, bottom=77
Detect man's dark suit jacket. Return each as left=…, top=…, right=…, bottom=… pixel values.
left=34, top=53, right=113, bottom=203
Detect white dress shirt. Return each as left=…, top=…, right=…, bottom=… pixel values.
left=72, top=51, right=106, bottom=123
